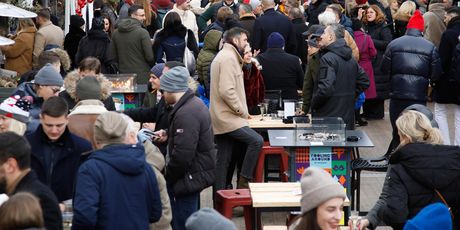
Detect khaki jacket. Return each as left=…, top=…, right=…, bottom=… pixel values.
left=144, top=141, right=172, bottom=230
left=210, top=43, right=249, bottom=135
left=68, top=100, right=108, bottom=147
left=33, top=21, right=64, bottom=67
left=1, top=27, right=36, bottom=76
left=423, top=3, right=446, bottom=48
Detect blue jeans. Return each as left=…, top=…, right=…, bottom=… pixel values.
left=167, top=183, right=199, bottom=230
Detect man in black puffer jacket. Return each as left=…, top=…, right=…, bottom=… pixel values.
left=311, top=24, right=369, bottom=130
left=155, top=66, right=216, bottom=230
left=381, top=10, right=442, bottom=152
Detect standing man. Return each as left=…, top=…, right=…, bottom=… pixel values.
left=312, top=24, right=369, bottom=130
left=252, top=0, right=297, bottom=54
left=33, top=9, right=64, bottom=67
left=112, top=5, right=154, bottom=84
left=210, top=27, right=264, bottom=190
left=423, top=0, right=449, bottom=48
left=433, top=7, right=460, bottom=145
left=198, top=0, right=240, bottom=32
left=0, top=132, right=63, bottom=230
left=169, top=0, right=200, bottom=41
left=257, top=32, right=304, bottom=100
left=155, top=66, right=216, bottom=230
left=72, top=112, right=162, bottom=229
left=382, top=10, right=442, bottom=152
left=27, top=97, right=92, bottom=202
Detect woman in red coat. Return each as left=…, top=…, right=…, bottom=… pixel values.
left=353, top=19, right=377, bottom=126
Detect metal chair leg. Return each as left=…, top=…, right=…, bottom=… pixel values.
left=356, top=170, right=361, bottom=213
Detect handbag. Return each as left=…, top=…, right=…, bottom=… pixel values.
left=183, top=31, right=196, bottom=75
left=434, top=189, right=455, bottom=220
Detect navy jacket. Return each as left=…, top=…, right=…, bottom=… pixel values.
left=252, top=8, right=297, bottom=54
left=72, top=144, right=162, bottom=230
left=257, top=48, right=304, bottom=100
left=27, top=125, right=92, bottom=202
left=382, top=29, right=441, bottom=101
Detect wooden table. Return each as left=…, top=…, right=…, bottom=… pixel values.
left=249, top=182, right=350, bottom=229
left=248, top=115, right=296, bottom=131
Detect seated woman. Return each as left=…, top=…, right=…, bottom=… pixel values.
left=290, top=167, right=347, bottom=230
left=358, top=110, right=460, bottom=229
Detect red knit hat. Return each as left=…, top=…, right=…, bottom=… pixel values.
left=355, top=0, right=367, bottom=5
left=407, top=10, right=424, bottom=32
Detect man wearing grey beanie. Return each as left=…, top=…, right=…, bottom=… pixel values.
left=290, top=167, right=347, bottom=230
left=12, top=63, right=64, bottom=135
left=156, top=66, right=217, bottom=230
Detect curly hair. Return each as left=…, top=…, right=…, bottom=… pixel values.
left=362, top=5, right=386, bottom=25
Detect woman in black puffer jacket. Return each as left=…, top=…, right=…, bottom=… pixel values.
left=362, top=4, right=393, bottom=120
left=75, top=16, right=116, bottom=74
left=359, top=110, right=460, bottom=230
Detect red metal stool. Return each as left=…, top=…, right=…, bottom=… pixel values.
left=255, top=146, right=289, bottom=182
left=215, top=189, right=253, bottom=230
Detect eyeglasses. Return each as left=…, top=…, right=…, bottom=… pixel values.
left=50, top=87, right=61, bottom=93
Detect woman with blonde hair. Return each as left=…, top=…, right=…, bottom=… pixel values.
left=356, top=108, right=460, bottom=229
left=0, top=192, right=45, bottom=230
left=392, top=1, right=416, bottom=38
left=0, top=18, right=37, bottom=76
left=0, top=95, right=31, bottom=136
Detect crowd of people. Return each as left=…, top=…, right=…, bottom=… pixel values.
left=0, top=0, right=459, bottom=229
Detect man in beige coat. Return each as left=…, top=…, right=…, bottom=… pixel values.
left=33, top=9, right=64, bottom=67
left=210, top=27, right=264, bottom=191
left=423, top=0, right=450, bottom=48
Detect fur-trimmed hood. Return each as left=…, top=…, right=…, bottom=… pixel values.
left=49, top=48, right=71, bottom=71
left=64, top=70, right=112, bottom=100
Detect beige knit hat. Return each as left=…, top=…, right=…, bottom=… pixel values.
left=94, top=111, right=128, bottom=145
left=300, top=167, right=346, bottom=214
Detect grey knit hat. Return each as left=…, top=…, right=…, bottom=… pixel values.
left=404, top=104, right=438, bottom=128
left=300, top=167, right=346, bottom=214
left=33, top=63, right=64, bottom=86
left=185, top=208, right=237, bottom=230
left=160, top=66, right=190, bottom=93
left=94, top=112, right=128, bottom=145
left=76, top=76, right=102, bottom=100
left=150, top=63, right=165, bottom=78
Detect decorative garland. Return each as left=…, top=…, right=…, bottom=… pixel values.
left=76, top=0, right=94, bottom=16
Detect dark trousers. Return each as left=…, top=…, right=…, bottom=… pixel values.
left=226, top=141, right=246, bottom=187
left=363, top=99, right=385, bottom=119
left=167, top=183, right=199, bottom=230
left=213, top=126, right=263, bottom=193
left=387, top=99, right=426, bottom=153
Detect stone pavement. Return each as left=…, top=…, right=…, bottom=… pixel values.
left=200, top=102, right=453, bottom=229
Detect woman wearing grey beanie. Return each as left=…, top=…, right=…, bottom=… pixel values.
left=290, top=167, right=347, bottom=230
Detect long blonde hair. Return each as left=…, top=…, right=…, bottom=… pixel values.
left=396, top=110, right=443, bottom=147
left=18, top=18, right=36, bottom=32
left=394, top=1, right=416, bottom=21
